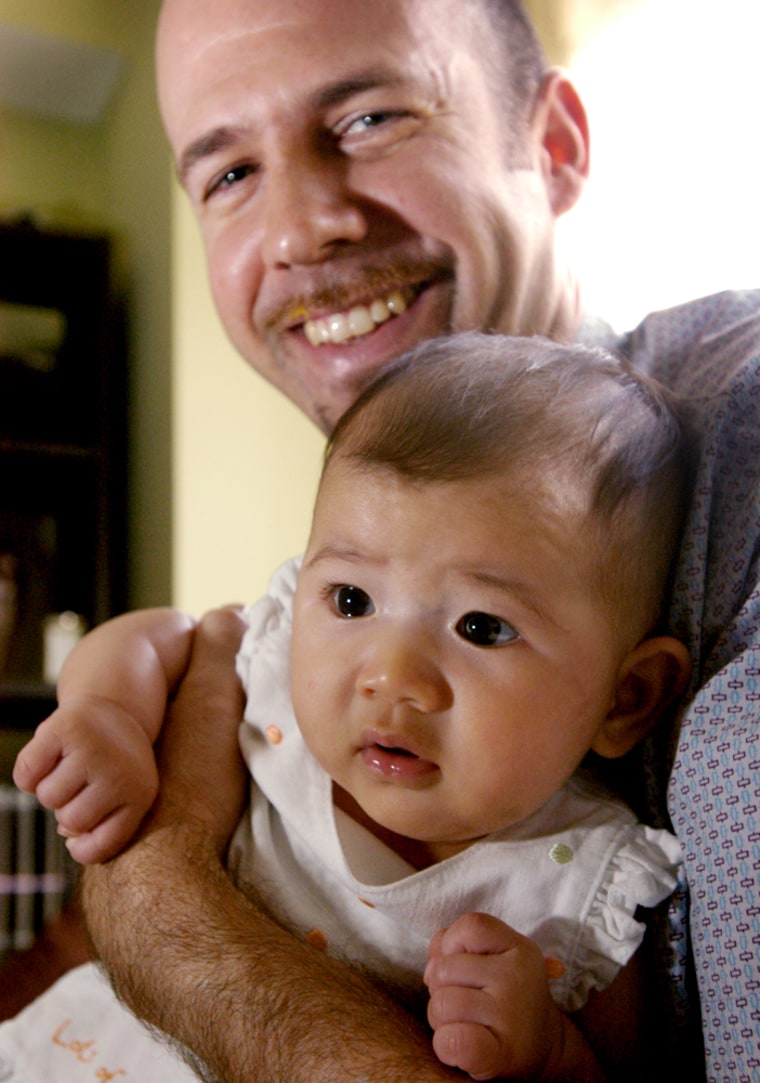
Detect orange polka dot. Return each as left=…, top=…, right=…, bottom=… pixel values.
left=265, top=725, right=283, bottom=745
left=357, top=897, right=376, bottom=908
left=544, top=957, right=565, bottom=980
left=305, top=929, right=328, bottom=952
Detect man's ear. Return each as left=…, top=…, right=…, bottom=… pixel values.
left=592, top=637, right=692, bottom=760
left=533, top=69, right=590, bottom=217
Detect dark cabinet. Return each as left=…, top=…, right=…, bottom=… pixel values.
left=0, top=221, right=127, bottom=729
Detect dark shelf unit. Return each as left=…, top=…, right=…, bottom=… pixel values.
left=0, top=221, right=128, bottom=730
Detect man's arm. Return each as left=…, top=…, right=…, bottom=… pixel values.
left=83, top=608, right=464, bottom=1083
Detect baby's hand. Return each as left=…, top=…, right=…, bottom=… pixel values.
left=13, top=694, right=159, bottom=865
left=424, top=912, right=565, bottom=1081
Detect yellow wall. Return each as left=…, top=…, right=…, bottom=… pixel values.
left=0, top=0, right=172, bottom=609
left=0, top=0, right=323, bottom=619
left=172, top=194, right=323, bottom=614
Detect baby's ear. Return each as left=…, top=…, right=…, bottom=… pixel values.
left=592, top=637, right=692, bottom=760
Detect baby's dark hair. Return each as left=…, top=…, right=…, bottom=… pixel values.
left=325, top=332, right=694, bottom=642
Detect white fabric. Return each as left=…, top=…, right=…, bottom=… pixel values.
left=229, top=557, right=682, bottom=1015
left=0, top=963, right=198, bottom=1081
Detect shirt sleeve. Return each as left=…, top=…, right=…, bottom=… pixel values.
left=559, top=824, right=682, bottom=1013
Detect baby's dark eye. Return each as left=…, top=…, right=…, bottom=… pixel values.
left=455, top=611, right=518, bottom=647
left=332, top=585, right=374, bottom=618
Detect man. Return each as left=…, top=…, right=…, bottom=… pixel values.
left=78, top=1, right=759, bottom=1081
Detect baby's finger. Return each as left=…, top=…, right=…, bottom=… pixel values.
left=33, top=754, right=89, bottom=812
left=431, top=1020, right=502, bottom=1082
left=12, top=725, right=64, bottom=792
left=438, top=911, right=519, bottom=956
left=427, top=927, right=447, bottom=962
left=65, top=804, right=148, bottom=866
left=425, top=943, right=515, bottom=997
left=55, top=763, right=156, bottom=837
left=428, top=985, right=506, bottom=1079
left=54, top=784, right=122, bottom=838
left=427, top=982, right=500, bottom=1032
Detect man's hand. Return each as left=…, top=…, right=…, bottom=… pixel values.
left=148, top=605, right=249, bottom=854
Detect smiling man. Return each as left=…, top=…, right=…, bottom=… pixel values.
left=155, top=0, right=587, bottom=433
left=4, top=1, right=758, bottom=1081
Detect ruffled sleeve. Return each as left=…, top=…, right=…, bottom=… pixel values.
left=557, top=824, right=682, bottom=1013
left=235, top=556, right=300, bottom=685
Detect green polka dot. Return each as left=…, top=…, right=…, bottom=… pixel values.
left=549, top=843, right=574, bottom=865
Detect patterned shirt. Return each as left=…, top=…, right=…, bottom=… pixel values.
left=583, top=291, right=760, bottom=1082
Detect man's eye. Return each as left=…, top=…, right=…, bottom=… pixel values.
left=331, top=585, right=375, bottom=618
left=206, top=163, right=257, bottom=199
left=344, top=111, right=395, bottom=135
left=455, top=611, right=518, bottom=647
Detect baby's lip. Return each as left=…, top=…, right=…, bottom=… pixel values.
left=360, top=729, right=417, bottom=755
left=359, top=730, right=438, bottom=780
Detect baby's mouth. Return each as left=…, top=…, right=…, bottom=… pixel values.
left=302, top=286, right=416, bottom=346
left=360, top=732, right=438, bottom=780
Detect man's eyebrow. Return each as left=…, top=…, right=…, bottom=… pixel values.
left=312, top=69, right=405, bottom=111
left=177, top=127, right=249, bottom=187
left=177, top=69, right=406, bottom=186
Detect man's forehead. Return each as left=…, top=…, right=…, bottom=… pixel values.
left=157, top=0, right=484, bottom=150
left=158, top=0, right=479, bottom=80
left=159, top=0, right=302, bottom=57
left=160, top=0, right=421, bottom=47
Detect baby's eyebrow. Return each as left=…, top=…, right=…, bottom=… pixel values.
left=302, top=543, right=368, bottom=570
left=461, top=570, right=557, bottom=628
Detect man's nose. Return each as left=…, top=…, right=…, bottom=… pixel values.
left=261, top=151, right=368, bottom=268
left=355, top=630, right=452, bottom=714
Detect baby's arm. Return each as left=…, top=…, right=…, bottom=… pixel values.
left=424, top=912, right=608, bottom=1081
left=13, top=608, right=196, bottom=865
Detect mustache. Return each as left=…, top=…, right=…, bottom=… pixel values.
left=261, top=254, right=452, bottom=331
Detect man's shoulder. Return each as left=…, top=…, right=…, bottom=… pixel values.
left=611, top=290, right=760, bottom=396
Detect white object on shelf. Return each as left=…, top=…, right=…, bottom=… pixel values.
left=42, top=612, right=86, bottom=686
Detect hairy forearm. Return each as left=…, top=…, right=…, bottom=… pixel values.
left=83, top=822, right=463, bottom=1083
left=82, top=605, right=463, bottom=1082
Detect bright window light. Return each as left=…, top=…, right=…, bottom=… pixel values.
left=560, top=0, right=760, bottom=331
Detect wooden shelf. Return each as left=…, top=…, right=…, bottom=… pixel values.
left=0, top=221, right=127, bottom=726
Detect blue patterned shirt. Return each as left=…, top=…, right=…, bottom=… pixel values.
left=583, top=291, right=760, bottom=1083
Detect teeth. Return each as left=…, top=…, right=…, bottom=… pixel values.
left=386, top=290, right=408, bottom=315
left=304, top=288, right=410, bottom=347
left=370, top=298, right=391, bottom=324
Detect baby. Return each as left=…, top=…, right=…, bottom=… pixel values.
left=15, top=332, right=693, bottom=1081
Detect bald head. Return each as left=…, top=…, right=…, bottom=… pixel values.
left=155, top=0, right=587, bottom=430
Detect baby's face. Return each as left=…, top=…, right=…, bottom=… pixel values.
left=291, top=458, right=626, bottom=862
